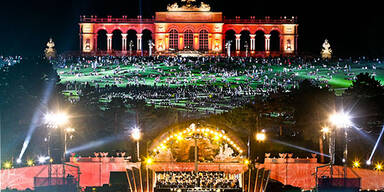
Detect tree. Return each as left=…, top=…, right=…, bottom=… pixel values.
left=291, top=79, right=335, bottom=142
left=344, top=73, right=384, bottom=98
left=341, top=73, right=384, bottom=160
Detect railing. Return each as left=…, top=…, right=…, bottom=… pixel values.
left=224, top=18, right=297, bottom=24
left=80, top=16, right=297, bottom=24
left=318, top=178, right=361, bottom=189
left=34, top=177, right=77, bottom=187
left=315, top=164, right=361, bottom=191
left=80, top=16, right=155, bottom=23
left=154, top=188, right=242, bottom=192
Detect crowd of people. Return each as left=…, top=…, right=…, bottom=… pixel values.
left=0, top=56, right=21, bottom=68
left=56, top=55, right=381, bottom=114
left=155, top=171, right=240, bottom=189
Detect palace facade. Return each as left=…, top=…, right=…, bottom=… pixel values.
left=79, top=0, right=298, bottom=56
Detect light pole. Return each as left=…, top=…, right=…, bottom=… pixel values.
left=329, top=111, right=351, bottom=179
left=64, top=127, right=75, bottom=162
left=145, top=157, right=153, bottom=192
left=320, top=126, right=330, bottom=163
left=44, top=112, right=69, bottom=185
left=132, top=128, right=141, bottom=161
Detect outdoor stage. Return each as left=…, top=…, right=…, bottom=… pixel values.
left=2, top=124, right=384, bottom=191
left=2, top=154, right=384, bottom=191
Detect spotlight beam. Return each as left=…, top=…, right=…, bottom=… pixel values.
left=351, top=125, right=375, bottom=144
left=368, top=125, right=384, bottom=163
left=270, top=139, right=330, bottom=158
left=17, top=78, right=56, bottom=161
left=66, top=134, right=126, bottom=154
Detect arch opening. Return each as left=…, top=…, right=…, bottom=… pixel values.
left=270, top=30, right=280, bottom=52
left=142, top=29, right=153, bottom=51
left=224, top=30, right=236, bottom=52
left=240, top=30, right=250, bottom=51
left=150, top=124, right=244, bottom=161
left=112, top=29, right=122, bottom=51
left=127, top=29, right=137, bottom=51
left=97, top=29, right=107, bottom=51
left=255, top=30, right=265, bottom=51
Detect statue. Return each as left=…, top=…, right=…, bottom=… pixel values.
left=321, top=39, right=332, bottom=59
left=44, top=38, right=56, bottom=59
left=213, top=143, right=238, bottom=162
left=225, top=41, right=232, bottom=57
left=167, top=2, right=179, bottom=11
left=148, top=40, right=155, bottom=56
left=167, top=0, right=211, bottom=11
left=153, top=148, right=174, bottom=162
left=286, top=39, right=292, bottom=51
left=200, top=2, right=210, bottom=11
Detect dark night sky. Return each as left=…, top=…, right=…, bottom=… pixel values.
left=1, top=0, right=383, bottom=57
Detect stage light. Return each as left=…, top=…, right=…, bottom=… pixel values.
left=321, top=127, right=330, bottom=134
left=244, top=159, right=250, bottom=165
left=44, top=112, right=69, bottom=127
left=375, top=162, right=383, bottom=171
left=16, top=159, right=22, bottom=164
left=146, top=157, right=153, bottom=165
left=213, top=135, right=220, bottom=141
left=176, top=134, right=183, bottom=141
left=65, top=127, right=75, bottom=133
left=131, top=128, right=141, bottom=141
left=3, top=161, right=12, bottom=169
left=256, top=132, right=266, bottom=141
left=367, top=160, right=372, bottom=165
left=352, top=160, right=360, bottom=168
left=38, top=156, right=49, bottom=164
left=38, top=156, right=45, bottom=164
left=27, top=159, right=34, bottom=166
left=329, top=112, right=351, bottom=128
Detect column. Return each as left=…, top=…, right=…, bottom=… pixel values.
left=208, top=33, right=212, bottom=51
left=137, top=33, right=143, bottom=52
left=122, top=33, right=128, bottom=52
left=279, top=35, right=283, bottom=52
left=295, top=35, right=298, bottom=53
left=107, top=33, right=113, bottom=52
left=193, top=33, right=199, bottom=50
left=264, top=34, right=271, bottom=52
left=79, top=34, right=82, bottom=53
left=235, top=34, right=241, bottom=51
left=94, top=34, right=98, bottom=52
left=250, top=34, right=256, bottom=51
left=165, top=33, right=169, bottom=50
left=178, top=34, right=184, bottom=50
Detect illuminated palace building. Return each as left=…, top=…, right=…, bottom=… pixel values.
left=79, top=0, right=298, bottom=56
